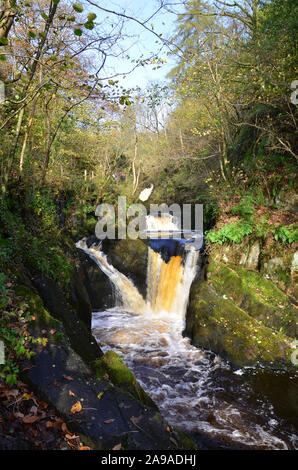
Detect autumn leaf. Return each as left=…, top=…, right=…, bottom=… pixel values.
left=112, top=443, right=122, bottom=450
left=50, top=329, right=56, bottom=335
left=71, top=401, right=82, bottom=414
left=22, top=414, right=40, bottom=423
left=104, top=419, right=115, bottom=424
left=69, top=390, right=75, bottom=396
left=63, top=375, right=73, bottom=381
left=97, top=392, right=104, bottom=399
left=23, top=393, right=32, bottom=400
left=66, top=433, right=80, bottom=440
left=61, top=422, right=68, bottom=432
left=166, top=426, right=171, bottom=432
left=79, top=446, right=90, bottom=450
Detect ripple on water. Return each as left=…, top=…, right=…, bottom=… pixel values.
left=92, top=308, right=298, bottom=450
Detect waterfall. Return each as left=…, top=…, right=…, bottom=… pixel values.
left=146, top=247, right=198, bottom=316
left=76, top=240, right=149, bottom=314
left=76, top=215, right=199, bottom=318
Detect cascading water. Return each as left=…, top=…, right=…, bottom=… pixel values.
left=76, top=216, right=298, bottom=450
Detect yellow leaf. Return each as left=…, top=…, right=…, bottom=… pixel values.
left=23, top=393, right=32, bottom=400
left=71, top=401, right=82, bottom=414
left=97, top=392, right=104, bottom=399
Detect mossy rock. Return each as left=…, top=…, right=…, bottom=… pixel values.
left=94, top=351, right=157, bottom=410
left=15, top=285, right=60, bottom=330
left=185, top=281, right=294, bottom=367
left=207, top=261, right=297, bottom=338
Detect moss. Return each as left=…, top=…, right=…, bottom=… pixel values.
left=15, top=285, right=60, bottom=329
left=94, top=351, right=157, bottom=409
left=207, top=261, right=297, bottom=337
left=186, top=281, right=293, bottom=367
left=173, top=428, right=199, bottom=450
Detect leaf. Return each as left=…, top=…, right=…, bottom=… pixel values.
left=104, top=419, right=115, bottom=424
left=88, top=13, right=97, bottom=22
left=50, top=329, right=56, bottom=335
left=73, top=2, right=84, bottom=13
left=69, top=390, right=75, bottom=396
left=84, top=21, right=94, bottom=30
left=112, top=443, right=122, bottom=450
left=166, top=426, right=171, bottom=432
left=0, top=38, right=8, bottom=46
left=63, top=375, right=73, bottom=381
left=71, top=401, right=82, bottom=414
left=22, top=414, right=40, bottom=423
left=97, top=392, right=104, bottom=399
left=74, top=28, right=83, bottom=37
left=79, top=446, right=90, bottom=450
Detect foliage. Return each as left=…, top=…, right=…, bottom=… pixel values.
left=0, top=274, right=47, bottom=385
left=206, top=220, right=254, bottom=245
left=272, top=224, right=298, bottom=245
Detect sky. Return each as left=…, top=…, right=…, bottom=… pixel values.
left=87, top=0, right=185, bottom=90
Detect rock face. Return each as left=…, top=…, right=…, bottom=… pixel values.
left=76, top=248, right=114, bottom=311
left=18, top=285, right=196, bottom=450
left=102, top=238, right=148, bottom=298
left=184, top=260, right=297, bottom=367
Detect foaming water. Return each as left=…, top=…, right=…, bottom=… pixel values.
left=92, top=308, right=298, bottom=450
left=77, top=235, right=298, bottom=450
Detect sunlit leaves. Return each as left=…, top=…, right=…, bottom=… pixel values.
left=88, top=13, right=97, bottom=22
left=73, top=28, right=83, bottom=36
left=73, top=2, right=84, bottom=13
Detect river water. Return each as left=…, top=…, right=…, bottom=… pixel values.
left=77, top=233, right=298, bottom=450
left=92, top=307, right=298, bottom=450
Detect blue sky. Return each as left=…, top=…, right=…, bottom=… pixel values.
left=89, top=0, right=184, bottom=90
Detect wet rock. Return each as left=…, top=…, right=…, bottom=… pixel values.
left=102, top=238, right=148, bottom=298
left=185, top=258, right=297, bottom=367
left=76, top=248, right=114, bottom=311
left=185, top=279, right=294, bottom=367
left=19, top=280, right=103, bottom=365
left=19, top=291, right=193, bottom=450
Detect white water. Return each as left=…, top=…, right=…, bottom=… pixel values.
left=76, top=231, right=298, bottom=450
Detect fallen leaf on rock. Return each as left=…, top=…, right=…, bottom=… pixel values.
left=70, top=401, right=82, bottom=414
left=63, top=375, right=73, bottom=381
left=22, top=414, right=40, bottom=424
left=65, top=433, right=80, bottom=440
left=104, top=419, right=115, bottom=424
left=61, top=422, right=69, bottom=432
left=112, top=443, right=122, bottom=450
